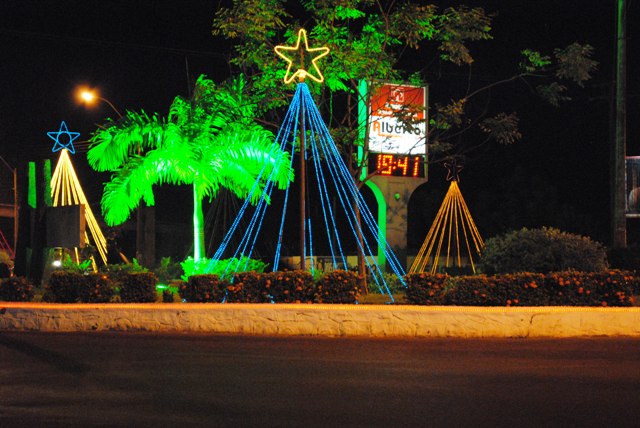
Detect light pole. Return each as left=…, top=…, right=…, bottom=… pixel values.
left=76, top=86, right=155, bottom=266
left=76, top=87, right=123, bottom=119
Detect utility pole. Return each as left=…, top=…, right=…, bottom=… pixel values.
left=612, top=0, right=627, bottom=249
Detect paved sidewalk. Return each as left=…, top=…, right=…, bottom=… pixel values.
left=2, top=302, right=640, bottom=337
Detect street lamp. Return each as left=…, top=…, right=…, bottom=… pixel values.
left=75, top=85, right=153, bottom=266
left=76, top=87, right=123, bottom=119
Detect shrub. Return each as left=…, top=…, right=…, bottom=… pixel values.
left=153, top=257, right=184, bottom=284
left=119, top=272, right=157, bottom=303
left=547, top=271, right=635, bottom=307
left=181, top=256, right=268, bottom=281
left=227, top=271, right=270, bottom=303
left=481, top=227, right=608, bottom=274
left=404, top=273, right=449, bottom=305
left=266, top=270, right=315, bottom=303
left=162, top=289, right=175, bottom=303
left=61, top=255, right=92, bottom=274
left=405, top=270, right=636, bottom=306
left=314, top=270, right=361, bottom=304
left=0, top=276, right=34, bottom=302
left=99, top=258, right=147, bottom=276
left=44, top=271, right=85, bottom=303
left=78, top=274, right=115, bottom=303
left=367, top=271, right=405, bottom=295
left=494, top=273, right=549, bottom=306
left=179, top=275, right=228, bottom=303
left=445, top=275, right=508, bottom=306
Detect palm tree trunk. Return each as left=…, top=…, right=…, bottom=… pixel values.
left=193, top=183, right=205, bottom=261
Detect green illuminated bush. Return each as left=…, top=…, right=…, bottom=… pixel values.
left=481, top=227, right=608, bottom=274
left=119, top=272, right=158, bottom=303
left=153, top=257, right=184, bottom=284
left=0, top=276, right=34, bottom=302
left=180, top=256, right=268, bottom=280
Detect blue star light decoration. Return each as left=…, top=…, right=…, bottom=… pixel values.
left=47, top=121, right=80, bottom=154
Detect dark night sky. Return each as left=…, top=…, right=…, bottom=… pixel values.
left=0, top=0, right=638, bottom=258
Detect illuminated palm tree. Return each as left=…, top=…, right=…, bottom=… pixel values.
left=87, top=75, right=293, bottom=261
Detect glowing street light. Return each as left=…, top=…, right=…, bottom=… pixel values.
left=76, top=87, right=123, bottom=118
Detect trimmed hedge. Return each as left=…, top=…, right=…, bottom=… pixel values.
left=44, top=271, right=85, bottom=303
left=78, top=274, right=115, bottom=303
left=0, top=276, right=34, bottom=302
left=405, top=271, right=638, bottom=306
left=227, top=271, right=270, bottom=303
left=315, top=270, right=361, bottom=303
left=404, top=273, right=449, bottom=305
left=178, top=275, right=228, bottom=303
left=119, top=272, right=158, bottom=303
left=265, top=270, right=315, bottom=303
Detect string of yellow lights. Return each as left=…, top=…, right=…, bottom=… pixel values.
left=50, top=149, right=108, bottom=265
left=410, top=180, right=484, bottom=274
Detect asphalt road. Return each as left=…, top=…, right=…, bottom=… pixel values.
left=0, top=332, right=639, bottom=428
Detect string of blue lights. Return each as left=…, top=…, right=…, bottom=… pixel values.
left=208, top=82, right=406, bottom=299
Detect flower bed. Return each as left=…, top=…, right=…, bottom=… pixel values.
left=405, top=270, right=639, bottom=306
left=3, top=269, right=639, bottom=306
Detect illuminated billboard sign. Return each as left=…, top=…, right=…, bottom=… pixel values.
left=368, top=153, right=426, bottom=178
left=368, top=83, right=427, bottom=155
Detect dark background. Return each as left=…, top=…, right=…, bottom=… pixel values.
left=0, top=1, right=638, bottom=262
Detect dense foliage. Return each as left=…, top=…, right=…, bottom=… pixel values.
left=481, top=227, right=608, bottom=274
left=405, top=271, right=638, bottom=306
left=87, top=75, right=293, bottom=261
left=44, top=271, right=85, bottom=303
left=77, top=274, right=115, bottom=303
left=264, top=270, right=315, bottom=303
left=212, top=0, right=597, bottom=167
left=180, top=255, right=268, bottom=281
left=178, top=275, right=229, bottom=303
left=0, top=276, right=34, bottom=302
left=314, top=270, right=362, bottom=303
left=119, top=273, right=158, bottom=303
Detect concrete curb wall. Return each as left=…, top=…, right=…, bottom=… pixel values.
left=1, top=303, right=640, bottom=338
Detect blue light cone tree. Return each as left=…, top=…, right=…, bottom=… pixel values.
left=209, top=82, right=406, bottom=300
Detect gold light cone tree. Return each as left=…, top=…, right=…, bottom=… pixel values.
left=409, top=179, right=484, bottom=274
left=50, top=149, right=108, bottom=265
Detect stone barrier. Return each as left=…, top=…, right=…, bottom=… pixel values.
left=1, top=303, right=640, bottom=338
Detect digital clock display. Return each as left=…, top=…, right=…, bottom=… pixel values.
left=369, top=153, right=426, bottom=178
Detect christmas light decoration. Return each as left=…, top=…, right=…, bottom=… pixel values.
left=47, top=121, right=80, bottom=154
left=274, top=29, right=330, bottom=84
left=409, top=163, right=484, bottom=274
left=50, top=148, right=108, bottom=265
left=209, top=30, right=406, bottom=299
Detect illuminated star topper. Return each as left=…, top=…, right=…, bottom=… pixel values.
left=444, top=158, right=464, bottom=182
left=47, top=121, right=80, bottom=154
left=274, top=29, right=330, bottom=84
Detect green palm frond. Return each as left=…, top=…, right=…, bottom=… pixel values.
left=88, top=110, right=167, bottom=172
left=101, top=156, right=158, bottom=226
left=198, top=125, right=293, bottom=203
